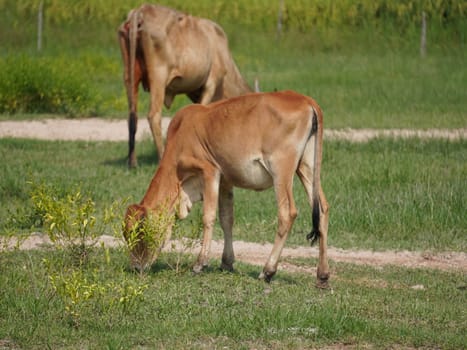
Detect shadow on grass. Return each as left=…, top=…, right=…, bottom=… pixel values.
left=244, top=266, right=304, bottom=285
left=101, top=151, right=159, bottom=169
left=121, top=260, right=175, bottom=276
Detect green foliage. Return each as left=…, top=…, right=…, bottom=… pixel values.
left=124, top=202, right=203, bottom=274
left=0, top=1, right=465, bottom=119
left=28, top=181, right=124, bottom=265
left=0, top=55, right=99, bottom=116
left=1, top=0, right=464, bottom=32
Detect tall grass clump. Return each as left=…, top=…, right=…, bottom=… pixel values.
left=0, top=55, right=99, bottom=116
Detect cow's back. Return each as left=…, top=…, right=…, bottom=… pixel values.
left=168, top=91, right=315, bottom=188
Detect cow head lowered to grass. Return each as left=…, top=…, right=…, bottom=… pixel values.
left=118, top=4, right=253, bottom=167
left=123, top=91, right=330, bottom=287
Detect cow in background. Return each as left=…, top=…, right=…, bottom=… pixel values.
left=124, top=91, right=330, bottom=287
left=118, top=4, right=253, bottom=167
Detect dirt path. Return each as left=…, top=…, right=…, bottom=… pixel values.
left=0, top=118, right=466, bottom=142
left=5, top=233, right=466, bottom=273
left=1, top=118, right=466, bottom=272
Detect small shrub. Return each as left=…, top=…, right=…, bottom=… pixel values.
left=29, top=181, right=123, bottom=266
left=0, top=55, right=99, bottom=116
left=44, top=260, right=148, bottom=327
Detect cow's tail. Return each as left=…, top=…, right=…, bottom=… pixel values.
left=306, top=106, right=323, bottom=246
left=129, top=9, right=138, bottom=116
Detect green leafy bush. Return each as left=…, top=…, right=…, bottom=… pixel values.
left=29, top=181, right=123, bottom=265
left=0, top=55, right=99, bottom=116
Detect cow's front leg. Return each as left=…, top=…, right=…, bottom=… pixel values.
left=193, top=170, right=221, bottom=273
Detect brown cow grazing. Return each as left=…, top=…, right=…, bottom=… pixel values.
left=118, top=4, right=253, bottom=167
left=124, top=90, right=330, bottom=286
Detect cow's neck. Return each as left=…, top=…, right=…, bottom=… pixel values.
left=223, top=64, right=253, bottom=98
left=140, top=163, right=179, bottom=214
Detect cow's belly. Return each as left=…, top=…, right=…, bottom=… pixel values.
left=224, top=158, right=273, bottom=191
left=167, top=74, right=206, bottom=92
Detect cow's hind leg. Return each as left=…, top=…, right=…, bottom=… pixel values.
left=128, top=111, right=138, bottom=167
left=125, top=61, right=140, bottom=168
left=259, top=171, right=297, bottom=282
left=219, top=181, right=235, bottom=271
left=297, top=162, right=330, bottom=288
left=199, top=73, right=221, bottom=105
left=143, top=33, right=167, bottom=161
left=147, top=99, right=165, bottom=161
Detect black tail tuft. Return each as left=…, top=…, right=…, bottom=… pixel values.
left=311, top=111, right=318, bottom=135
left=306, top=197, right=320, bottom=246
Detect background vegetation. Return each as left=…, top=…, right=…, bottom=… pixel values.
left=0, top=1, right=466, bottom=349
left=0, top=0, right=465, bottom=126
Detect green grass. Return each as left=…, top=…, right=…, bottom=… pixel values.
left=0, top=248, right=465, bottom=349
left=271, top=51, right=466, bottom=129
left=1, top=137, right=465, bottom=252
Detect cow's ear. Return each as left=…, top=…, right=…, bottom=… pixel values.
left=177, top=14, right=186, bottom=23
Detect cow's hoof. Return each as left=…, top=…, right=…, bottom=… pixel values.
left=220, top=262, right=234, bottom=272
left=192, top=264, right=203, bottom=274
left=192, top=262, right=208, bottom=274
left=258, top=270, right=275, bottom=283
left=316, top=272, right=330, bottom=289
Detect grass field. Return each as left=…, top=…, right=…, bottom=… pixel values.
left=1, top=1, right=466, bottom=348
left=1, top=248, right=465, bottom=349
